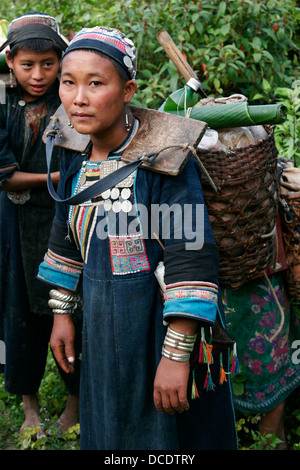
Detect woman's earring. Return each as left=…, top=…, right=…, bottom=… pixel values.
left=125, top=111, right=131, bottom=132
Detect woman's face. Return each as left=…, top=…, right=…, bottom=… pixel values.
left=59, top=50, right=136, bottom=139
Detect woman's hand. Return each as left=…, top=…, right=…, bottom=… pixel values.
left=153, top=317, right=198, bottom=415
left=153, top=356, right=190, bottom=415
left=50, top=313, right=75, bottom=374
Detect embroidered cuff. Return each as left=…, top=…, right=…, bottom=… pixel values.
left=162, top=281, right=218, bottom=324
left=37, top=249, right=83, bottom=292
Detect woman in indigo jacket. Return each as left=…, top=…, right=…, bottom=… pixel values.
left=38, top=26, right=237, bottom=450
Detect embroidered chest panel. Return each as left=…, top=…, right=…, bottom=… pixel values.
left=24, top=102, right=48, bottom=149
left=69, top=159, right=150, bottom=275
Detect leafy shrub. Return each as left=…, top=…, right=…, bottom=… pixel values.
left=17, top=421, right=80, bottom=450
left=94, top=0, right=299, bottom=108
left=0, top=0, right=298, bottom=108
left=273, top=80, right=300, bottom=166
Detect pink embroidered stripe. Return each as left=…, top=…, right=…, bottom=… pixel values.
left=163, top=281, right=218, bottom=303
left=44, top=249, right=83, bottom=275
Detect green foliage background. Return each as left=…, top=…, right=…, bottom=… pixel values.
left=0, top=0, right=299, bottom=109
left=0, top=0, right=299, bottom=450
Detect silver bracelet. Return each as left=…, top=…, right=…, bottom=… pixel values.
left=52, top=308, right=74, bottom=315
left=163, top=338, right=194, bottom=352
left=48, top=299, right=75, bottom=310
left=49, top=289, right=79, bottom=314
left=167, top=326, right=197, bottom=343
left=161, top=346, right=190, bottom=362
left=49, top=289, right=79, bottom=303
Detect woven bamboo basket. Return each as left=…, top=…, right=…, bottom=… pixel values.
left=198, top=125, right=279, bottom=290
left=279, top=166, right=300, bottom=301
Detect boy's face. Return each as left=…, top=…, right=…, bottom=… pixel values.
left=6, top=49, right=60, bottom=101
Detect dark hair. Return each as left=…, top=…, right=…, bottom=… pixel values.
left=8, top=38, right=62, bottom=60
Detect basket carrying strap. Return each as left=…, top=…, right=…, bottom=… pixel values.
left=46, top=125, right=151, bottom=205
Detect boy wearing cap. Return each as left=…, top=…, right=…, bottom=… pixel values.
left=0, top=12, right=81, bottom=435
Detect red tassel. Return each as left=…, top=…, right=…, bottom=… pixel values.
left=203, top=371, right=209, bottom=390
left=191, top=370, right=200, bottom=399
left=230, top=356, right=236, bottom=374
left=198, top=340, right=204, bottom=363
left=230, top=343, right=240, bottom=374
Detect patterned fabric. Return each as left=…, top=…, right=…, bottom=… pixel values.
left=39, top=249, right=83, bottom=292
left=8, top=12, right=60, bottom=34
left=164, top=281, right=218, bottom=302
left=63, top=26, right=137, bottom=80
left=71, top=157, right=150, bottom=274
left=0, top=12, right=67, bottom=53
left=223, top=272, right=300, bottom=413
left=163, top=281, right=219, bottom=323
left=109, top=235, right=150, bottom=275
left=69, top=202, right=98, bottom=262
left=24, top=102, right=47, bottom=151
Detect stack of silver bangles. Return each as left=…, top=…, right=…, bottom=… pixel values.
left=48, top=289, right=80, bottom=314
left=162, top=325, right=197, bottom=362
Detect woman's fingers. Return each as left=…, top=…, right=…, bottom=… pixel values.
left=154, top=389, right=189, bottom=415
left=153, top=356, right=190, bottom=414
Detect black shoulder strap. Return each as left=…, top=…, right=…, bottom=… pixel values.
left=45, top=125, right=154, bottom=205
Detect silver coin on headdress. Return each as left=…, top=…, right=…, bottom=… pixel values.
left=125, top=45, right=135, bottom=58
left=123, top=55, right=133, bottom=69
left=124, top=37, right=134, bottom=47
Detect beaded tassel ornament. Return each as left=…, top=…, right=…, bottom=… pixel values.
left=219, top=353, right=227, bottom=385
left=230, top=342, right=240, bottom=374
left=191, top=327, right=239, bottom=399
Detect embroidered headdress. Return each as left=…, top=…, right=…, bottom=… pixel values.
left=0, top=11, right=68, bottom=52
left=63, top=26, right=137, bottom=80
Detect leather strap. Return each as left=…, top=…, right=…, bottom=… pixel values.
left=46, top=126, right=155, bottom=205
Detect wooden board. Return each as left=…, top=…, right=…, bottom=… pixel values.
left=43, top=104, right=207, bottom=176
left=123, top=106, right=206, bottom=175
left=43, top=104, right=90, bottom=151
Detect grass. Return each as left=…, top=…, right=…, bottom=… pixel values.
left=0, top=350, right=80, bottom=450
left=0, top=348, right=299, bottom=450
left=235, top=387, right=300, bottom=450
